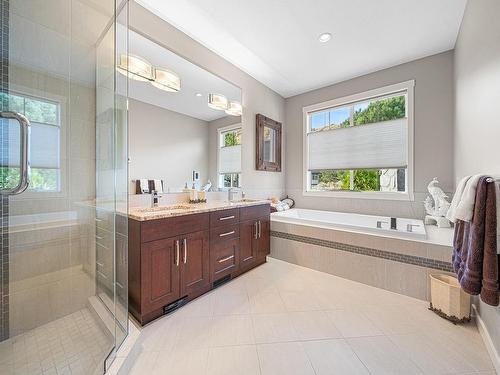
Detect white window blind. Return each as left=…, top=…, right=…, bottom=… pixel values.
left=308, top=118, right=407, bottom=171
left=6, top=121, right=60, bottom=169
left=219, top=145, right=241, bottom=174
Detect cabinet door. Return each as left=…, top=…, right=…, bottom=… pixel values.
left=180, top=230, right=210, bottom=296
left=239, top=219, right=258, bottom=268
left=257, top=216, right=270, bottom=258
left=141, top=237, right=181, bottom=314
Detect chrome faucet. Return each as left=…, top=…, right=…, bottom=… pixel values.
left=227, top=188, right=238, bottom=202
left=406, top=223, right=420, bottom=232
left=151, top=190, right=161, bottom=208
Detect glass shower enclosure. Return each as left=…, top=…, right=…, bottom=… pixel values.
left=0, top=0, right=129, bottom=374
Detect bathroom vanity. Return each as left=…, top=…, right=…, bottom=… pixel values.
left=128, top=201, right=270, bottom=325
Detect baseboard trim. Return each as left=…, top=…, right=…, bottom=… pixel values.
left=472, top=304, right=500, bottom=374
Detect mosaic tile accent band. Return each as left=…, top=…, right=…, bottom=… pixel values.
left=0, top=0, right=8, bottom=342
left=271, top=230, right=454, bottom=272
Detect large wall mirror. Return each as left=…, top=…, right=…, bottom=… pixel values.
left=126, top=30, right=242, bottom=193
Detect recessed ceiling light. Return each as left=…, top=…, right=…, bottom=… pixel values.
left=195, top=93, right=203, bottom=97
left=318, top=32, right=332, bottom=43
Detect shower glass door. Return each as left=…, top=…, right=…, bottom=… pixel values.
left=0, top=0, right=129, bottom=374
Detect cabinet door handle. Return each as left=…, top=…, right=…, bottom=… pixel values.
left=183, top=238, right=187, bottom=264
left=219, top=215, right=235, bottom=221
left=175, top=240, right=180, bottom=266
left=218, top=255, right=234, bottom=263
left=258, top=220, right=262, bottom=238
left=254, top=222, right=258, bottom=239
left=219, top=230, right=235, bottom=237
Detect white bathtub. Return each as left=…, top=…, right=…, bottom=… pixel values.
left=272, top=208, right=427, bottom=240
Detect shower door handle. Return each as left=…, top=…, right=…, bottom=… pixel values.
left=0, top=111, right=31, bottom=195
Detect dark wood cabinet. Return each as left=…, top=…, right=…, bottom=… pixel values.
left=129, top=204, right=270, bottom=325
left=141, top=237, right=180, bottom=314
left=180, top=230, right=210, bottom=296
left=239, top=219, right=258, bottom=269
left=257, top=216, right=270, bottom=257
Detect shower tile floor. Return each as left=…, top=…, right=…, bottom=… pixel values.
left=121, top=258, right=496, bottom=375
left=0, top=308, right=112, bottom=375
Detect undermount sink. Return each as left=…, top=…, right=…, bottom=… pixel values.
left=228, top=198, right=259, bottom=204
left=134, top=205, right=192, bottom=213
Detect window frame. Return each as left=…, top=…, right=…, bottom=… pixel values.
left=6, top=85, right=66, bottom=199
left=217, top=123, right=242, bottom=190
left=302, top=80, right=415, bottom=201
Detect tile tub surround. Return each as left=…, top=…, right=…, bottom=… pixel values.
left=118, top=258, right=495, bottom=375
left=270, top=220, right=454, bottom=301
left=128, top=199, right=271, bottom=221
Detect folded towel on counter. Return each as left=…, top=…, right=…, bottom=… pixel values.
left=453, top=176, right=499, bottom=306
left=139, top=179, right=150, bottom=194
left=448, top=174, right=483, bottom=223
left=153, top=179, right=163, bottom=193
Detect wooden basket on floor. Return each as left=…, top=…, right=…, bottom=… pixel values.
left=429, top=274, right=471, bottom=324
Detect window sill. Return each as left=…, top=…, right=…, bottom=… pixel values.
left=302, top=190, right=414, bottom=201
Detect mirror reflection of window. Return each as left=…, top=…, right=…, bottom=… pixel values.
left=263, top=126, right=275, bottom=163
left=218, top=126, right=242, bottom=189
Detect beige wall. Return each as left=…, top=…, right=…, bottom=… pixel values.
left=129, top=2, right=286, bottom=199
left=454, top=0, right=500, bottom=362
left=285, top=51, right=454, bottom=219
left=129, top=99, right=209, bottom=192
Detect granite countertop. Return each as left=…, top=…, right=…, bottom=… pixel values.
left=128, top=200, right=270, bottom=221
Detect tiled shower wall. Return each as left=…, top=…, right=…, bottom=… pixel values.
left=0, top=0, right=8, bottom=342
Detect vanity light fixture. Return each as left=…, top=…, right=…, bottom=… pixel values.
left=318, top=32, right=332, bottom=43
left=151, top=68, right=181, bottom=92
left=117, top=54, right=153, bottom=81
left=208, top=93, right=228, bottom=110
left=225, top=100, right=242, bottom=116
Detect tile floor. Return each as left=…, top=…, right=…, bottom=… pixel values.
left=122, top=258, right=496, bottom=375
left=0, top=308, right=112, bottom=375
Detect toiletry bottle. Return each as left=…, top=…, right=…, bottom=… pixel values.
left=190, top=183, right=197, bottom=202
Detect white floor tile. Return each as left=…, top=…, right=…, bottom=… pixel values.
left=252, top=313, right=297, bottom=344
left=249, top=291, right=286, bottom=314
left=326, top=309, right=383, bottom=338
left=211, top=315, right=255, bottom=347
left=117, top=259, right=495, bottom=375
left=257, top=342, right=315, bottom=375
left=302, top=339, right=370, bottom=375
left=348, top=336, right=424, bottom=375
left=207, top=345, right=260, bottom=375
left=289, top=311, right=341, bottom=340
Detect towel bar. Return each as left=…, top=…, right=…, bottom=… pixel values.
left=486, top=177, right=499, bottom=183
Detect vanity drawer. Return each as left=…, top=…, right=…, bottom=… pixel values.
left=210, top=224, right=239, bottom=244
left=240, top=204, right=270, bottom=221
left=210, top=208, right=240, bottom=228
left=211, top=238, right=239, bottom=278
left=140, top=213, right=209, bottom=242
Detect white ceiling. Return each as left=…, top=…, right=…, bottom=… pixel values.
left=136, top=0, right=467, bottom=98
left=129, top=30, right=241, bottom=121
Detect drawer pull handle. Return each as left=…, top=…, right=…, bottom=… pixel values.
left=96, top=236, right=104, bottom=240
left=258, top=220, right=262, bottom=239
left=219, top=230, right=235, bottom=237
left=95, top=218, right=103, bottom=223
left=183, top=238, right=187, bottom=264
left=175, top=240, right=180, bottom=266
left=254, top=222, right=258, bottom=239
left=218, top=255, right=234, bottom=263
left=219, top=215, right=235, bottom=221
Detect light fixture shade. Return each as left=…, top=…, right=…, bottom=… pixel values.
left=208, top=94, right=228, bottom=110
left=225, top=101, right=242, bottom=116
left=116, top=54, right=153, bottom=82
left=151, top=68, right=181, bottom=92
